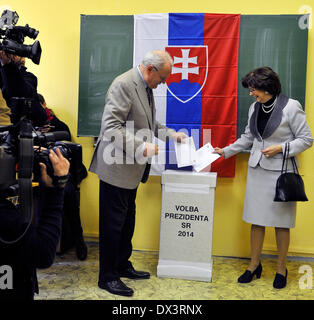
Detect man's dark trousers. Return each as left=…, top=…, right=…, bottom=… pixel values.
left=98, top=180, right=138, bottom=284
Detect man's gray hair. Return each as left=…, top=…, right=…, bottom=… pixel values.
left=142, top=50, right=173, bottom=69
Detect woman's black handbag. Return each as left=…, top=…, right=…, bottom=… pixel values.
left=274, top=142, right=308, bottom=202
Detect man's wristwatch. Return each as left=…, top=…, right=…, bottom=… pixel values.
left=52, top=174, right=69, bottom=188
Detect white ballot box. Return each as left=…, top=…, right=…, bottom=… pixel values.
left=157, top=170, right=217, bottom=282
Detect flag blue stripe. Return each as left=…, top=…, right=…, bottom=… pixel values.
left=168, top=13, right=204, bottom=45
left=165, top=13, right=204, bottom=170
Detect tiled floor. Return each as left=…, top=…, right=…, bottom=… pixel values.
left=36, top=243, right=314, bottom=300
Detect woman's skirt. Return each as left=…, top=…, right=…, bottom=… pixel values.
left=242, top=165, right=296, bottom=228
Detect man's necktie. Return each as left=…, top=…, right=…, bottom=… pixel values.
left=146, top=87, right=152, bottom=107
left=142, top=86, right=153, bottom=183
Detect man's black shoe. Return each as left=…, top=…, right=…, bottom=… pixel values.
left=119, top=266, right=150, bottom=280
left=98, top=279, right=134, bottom=297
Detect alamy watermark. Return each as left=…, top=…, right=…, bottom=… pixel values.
left=0, top=263, right=313, bottom=291
left=0, top=265, right=13, bottom=290
left=299, top=264, right=313, bottom=289
left=101, top=121, right=212, bottom=166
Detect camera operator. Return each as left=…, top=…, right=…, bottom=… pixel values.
left=0, top=50, right=47, bottom=126
left=36, top=94, right=88, bottom=260
left=0, top=148, right=70, bottom=300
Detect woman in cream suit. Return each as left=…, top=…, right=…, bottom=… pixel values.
left=215, top=67, right=313, bottom=289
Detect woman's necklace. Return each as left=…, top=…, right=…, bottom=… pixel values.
left=261, top=98, right=276, bottom=113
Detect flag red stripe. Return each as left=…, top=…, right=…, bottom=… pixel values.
left=201, top=14, right=240, bottom=177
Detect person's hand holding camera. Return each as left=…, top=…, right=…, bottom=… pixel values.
left=39, top=148, right=70, bottom=188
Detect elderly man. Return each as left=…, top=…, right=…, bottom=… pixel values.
left=89, top=50, right=186, bottom=296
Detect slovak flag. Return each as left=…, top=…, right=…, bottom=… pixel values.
left=134, top=13, right=240, bottom=177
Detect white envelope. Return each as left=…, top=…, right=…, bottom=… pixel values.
left=174, top=136, right=196, bottom=168
left=192, top=143, right=220, bottom=172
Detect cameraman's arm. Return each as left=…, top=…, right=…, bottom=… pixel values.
left=30, top=148, right=70, bottom=268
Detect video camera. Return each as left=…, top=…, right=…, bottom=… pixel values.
left=0, top=128, right=72, bottom=196
left=0, top=10, right=41, bottom=64
left=32, top=137, right=87, bottom=187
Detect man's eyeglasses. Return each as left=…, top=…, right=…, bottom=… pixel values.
left=153, top=66, right=167, bottom=83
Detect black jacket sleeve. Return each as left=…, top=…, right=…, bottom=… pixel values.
left=0, top=186, right=64, bottom=299
left=27, top=187, right=65, bottom=268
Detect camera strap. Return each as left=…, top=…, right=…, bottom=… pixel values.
left=18, top=118, right=33, bottom=224
left=0, top=118, right=34, bottom=244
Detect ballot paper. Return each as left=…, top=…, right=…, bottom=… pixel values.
left=192, top=143, right=220, bottom=172
left=174, top=138, right=220, bottom=171
left=174, top=136, right=196, bottom=168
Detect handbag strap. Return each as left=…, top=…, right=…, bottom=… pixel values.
left=281, top=142, right=289, bottom=174
left=285, top=142, right=290, bottom=173
left=282, top=142, right=299, bottom=175
left=291, top=155, right=299, bottom=174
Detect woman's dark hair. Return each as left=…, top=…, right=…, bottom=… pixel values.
left=241, top=67, right=282, bottom=96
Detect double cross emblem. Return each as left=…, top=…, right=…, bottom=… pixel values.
left=165, top=46, right=208, bottom=104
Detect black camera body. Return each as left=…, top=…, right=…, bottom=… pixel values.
left=33, top=140, right=87, bottom=186
left=0, top=126, right=87, bottom=196
left=0, top=129, right=74, bottom=196
left=0, top=10, right=41, bottom=64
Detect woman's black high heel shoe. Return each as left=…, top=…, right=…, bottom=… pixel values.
left=273, top=269, right=288, bottom=289
left=238, top=263, right=262, bottom=283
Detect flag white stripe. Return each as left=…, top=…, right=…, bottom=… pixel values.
left=134, top=14, right=169, bottom=174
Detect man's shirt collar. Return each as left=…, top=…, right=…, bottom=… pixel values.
left=137, top=65, right=148, bottom=88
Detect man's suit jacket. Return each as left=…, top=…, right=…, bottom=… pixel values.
left=89, top=67, right=175, bottom=189
left=223, top=94, right=313, bottom=171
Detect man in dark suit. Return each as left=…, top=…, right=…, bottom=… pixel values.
left=89, top=50, right=187, bottom=296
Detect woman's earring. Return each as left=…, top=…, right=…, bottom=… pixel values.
left=265, top=91, right=269, bottom=94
